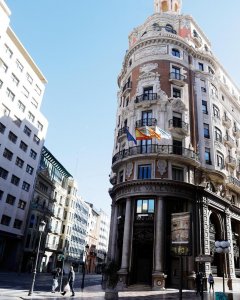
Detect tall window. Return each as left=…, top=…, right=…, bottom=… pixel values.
left=140, top=139, right=152, bottom=154
left=141, top=110, right=152, bottom=126
left=173, top=87, right=181, bottom=98
left=198, top=63, right=204, bottom=71
left=138, top=164, right=151, bottom=179
left=143, top=86, right=153, bottom=100
left=172, top=166, right=184, bottom=181
left=202, top=100, right=208, bottom=114
left=215, top=127, right=222, bottom=142
left=205, top=148, right=211, bottom=164
left=136, top=199, right=154, bottom=214
left=173, top=140, right=182, bottom=155
left=216, top=152, right=224, bottom=169
left=213, top=104, right=220, bottom=118
left=204, top=123, right=210, bottom=138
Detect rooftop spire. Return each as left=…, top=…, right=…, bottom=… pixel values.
left=154, top=0, right=182, bottom=14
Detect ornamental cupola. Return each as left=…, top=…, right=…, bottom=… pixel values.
left=154, top=0, right=182, bottom=14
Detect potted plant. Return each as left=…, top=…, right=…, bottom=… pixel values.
left=104, top=260, right=119, bottom=300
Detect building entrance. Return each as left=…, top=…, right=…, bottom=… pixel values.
left=131, top=241, right=153, bottom=285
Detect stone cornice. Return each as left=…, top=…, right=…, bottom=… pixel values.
left=109, top=179, right=198, bottom=201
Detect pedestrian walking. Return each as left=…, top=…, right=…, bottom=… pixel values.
left=208, top=273, right=214, bottom=292
left=62, top=266, right=75, bottom=297
left=52, top=268, right=61, bottom=293
left=195, top=272, right=203, bottom=296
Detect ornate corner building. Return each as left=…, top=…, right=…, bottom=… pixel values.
left=108, top=0, right=240, bottom=291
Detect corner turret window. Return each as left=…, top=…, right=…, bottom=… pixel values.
left=172, top=48, right=180, bottom=58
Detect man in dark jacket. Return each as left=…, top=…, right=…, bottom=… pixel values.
left=62, top=266, right=75, bottom=296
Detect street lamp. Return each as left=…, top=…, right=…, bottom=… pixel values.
left=28, top=220, right=46, bottom=296
left=81, top=244, right=89, bottom=291
left=215, top=240, right=230, bottom=293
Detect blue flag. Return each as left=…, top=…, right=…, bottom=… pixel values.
left=126, top=128, right=137, bottom=145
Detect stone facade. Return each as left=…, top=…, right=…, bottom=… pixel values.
left=109, top=0, right=240, bottom=292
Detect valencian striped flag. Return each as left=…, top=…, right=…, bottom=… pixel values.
left=125, top=127, right=137, bottom=145
left=155, top=126, right=171, bottom=139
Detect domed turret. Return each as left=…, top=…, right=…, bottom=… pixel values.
left=154, top=0, right=182, bottom=14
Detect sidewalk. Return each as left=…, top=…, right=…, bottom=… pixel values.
left=1, top=284, right=240, bottom=300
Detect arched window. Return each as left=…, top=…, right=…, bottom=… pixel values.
left=215, top=127, right=222, bottom=142
left=216, top=151, right=224, bottom=169
left=172, top=48, right=180, bottom=58
left=161, top=1, right=168, bottom=12
left=213, top=104, right=220, bottom=119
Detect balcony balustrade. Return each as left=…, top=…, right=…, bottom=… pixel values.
left=222, top=115, right=232, bottom=129
left=233, top=126, right=240, bottom=138
left=168, top=119, right=189, bottom=135
left=226, top=176, right=240, bottom=193
left=112, top=144, right=199, bottom=164
left=135, top=118, right=157, bottom=127
left=223, top=135, right=235, bottom=148
left=225, top=155, right=237, bottom=169
left=169, top=72, right=186, bottom=87
left=118, top=126, right=128, bottom=137
left=135, top=93, right=157, bottom=103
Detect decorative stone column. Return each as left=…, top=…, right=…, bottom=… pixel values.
left=225, top=209, right=236, bottom=290
left=152, top=196, right=167, bottom=290
left=118, top=197, right=132, bottom=287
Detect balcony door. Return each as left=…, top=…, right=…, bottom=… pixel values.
left=173, top=140, right=182, bottom=155
left=143, top=87, right=153, bottom=100
left=142, top=110, right=152, bottom=126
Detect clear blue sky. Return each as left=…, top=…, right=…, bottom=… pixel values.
left=6, top=0, right=240, bottom=215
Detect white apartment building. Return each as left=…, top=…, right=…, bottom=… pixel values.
left=0, top=1, right=48, bottom=270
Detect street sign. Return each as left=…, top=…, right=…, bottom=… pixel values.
left=195, top=255, right=213, bottom=263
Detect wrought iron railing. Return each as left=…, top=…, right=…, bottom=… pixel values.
left=112, top=145, right=199, bottom=164
left=136, top=118, right=157, bottom=127
left=135, top=93, right=157, bottom=103
left=228, top=176, right=240, bottom=188
left=118, top=126, right=129, bottom=137
left=169, top=119, right=188, bottom=131
left=169, top=72, right=186, bottom=81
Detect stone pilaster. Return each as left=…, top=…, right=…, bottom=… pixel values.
left=202, top=197, right=211, bottom=276
left=118, top=197, right=132, bottom=287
